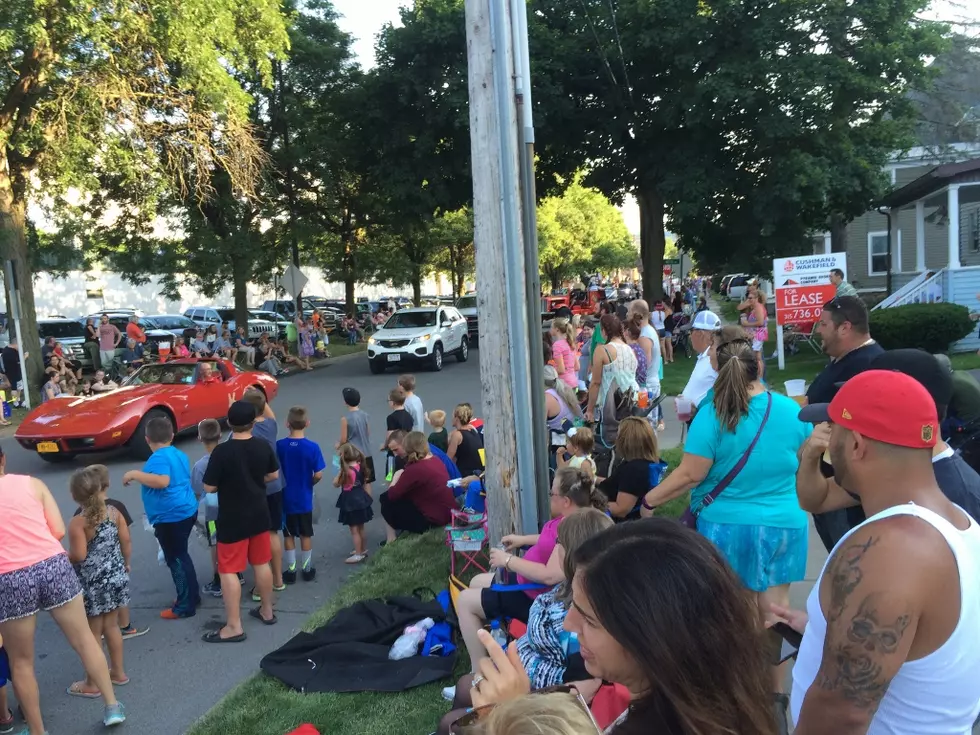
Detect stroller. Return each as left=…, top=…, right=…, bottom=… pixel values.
left=671, top=313, right=694, bottom=359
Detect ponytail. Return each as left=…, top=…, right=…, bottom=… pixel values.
left=712, top=337, right=758, bottom=431
left=556, top=466, right=608, bottom=511
left=553, top=317, right=576, bottom=352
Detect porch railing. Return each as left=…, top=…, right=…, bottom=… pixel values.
left=873, top=268, right=946, bottom=309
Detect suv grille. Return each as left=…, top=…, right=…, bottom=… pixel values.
left=379, top=339, right=410, bottom=348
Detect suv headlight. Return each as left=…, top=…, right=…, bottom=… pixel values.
left=368, top=336, right=376, bottom=344
left=409, top=334, right=433, bottom=345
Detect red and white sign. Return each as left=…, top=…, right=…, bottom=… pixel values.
left=772, top=253, right=847, bottom=326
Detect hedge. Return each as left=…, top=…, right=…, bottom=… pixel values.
left=868, top=302, right=975, bottom=353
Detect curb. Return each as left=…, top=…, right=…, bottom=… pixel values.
left=277, top=348, right=366, bottom=378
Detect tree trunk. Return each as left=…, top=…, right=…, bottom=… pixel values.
left=0, top=161, right=42, bottom=406
left=411, top=263, right=422, bottom=306
left=232, top=253, right=250, bottom=334
left=829, top=213, right=848, bottom=252
left=637, top=186, right=667, bottom=302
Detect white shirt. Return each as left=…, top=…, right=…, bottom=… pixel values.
left=791, top=503, right=980, bottom=734
left=639, top=324, right=662, bottom=396
left=681, top=348, right=717, bottom=407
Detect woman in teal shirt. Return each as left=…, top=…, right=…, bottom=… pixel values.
left=640, top=330, right=810, bottom=689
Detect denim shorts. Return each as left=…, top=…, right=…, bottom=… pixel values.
left=698, top=520, right=808, bottom=592
left=0, top=553, right=82, bottom=623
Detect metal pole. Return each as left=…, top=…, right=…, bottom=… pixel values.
left=490, top=0, right=538, bottom=534
left=5, top=261, right=30, bottom=410
left=512, top=0, right=550, bottom=524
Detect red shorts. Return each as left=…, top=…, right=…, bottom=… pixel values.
left=216, top=533, right=272, bottom=574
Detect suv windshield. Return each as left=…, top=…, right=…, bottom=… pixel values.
left=148, top=315, right=197, bottom=330
left=39, top=321, right=85, bottom=339
left=384, top=311, right=437, bottom=329
left=456, top=296, right=477, bottom=309
left=216, top=309, right=237, bottom=321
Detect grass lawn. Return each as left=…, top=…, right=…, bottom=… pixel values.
left=189, top=451, right=687, bottom=735
left=325, top=342, right=367, bottom=359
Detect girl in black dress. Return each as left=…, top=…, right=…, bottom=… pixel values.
left=334, top=443, right=373, bottom=564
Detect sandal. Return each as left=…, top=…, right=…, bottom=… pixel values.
left=111, top=676, right=130, bottom=686
left=202, top=630, right=247, bottom=643
left=67, top=681, right=101, bottom=698
left=248, top=607, right=277, bottom=625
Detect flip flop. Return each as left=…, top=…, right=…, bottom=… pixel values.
left=202, top=630, right=246, bottom=643
left=111, top=677, right=130, bottom=686
left=67, top=681, right=101, bottom=698
left=248, top=607, right=277, bottom=626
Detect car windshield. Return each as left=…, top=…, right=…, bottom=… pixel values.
left=122, top=363, right=197, bottom=386
left=456, top=296, right=476, bottom=309
left=304, top=298, right=329, bottom=308
left=148, top=315, right=197, bottom=330
left=216, top=309, right=237, bottom=321
left=39, top=321, right=85, bottom=339
left=384, top=311, right=437, bottom=329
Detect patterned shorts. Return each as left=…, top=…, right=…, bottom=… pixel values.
left=0, top=553, right=82, bottom=623
left=698, top=520, right=808, bottom=593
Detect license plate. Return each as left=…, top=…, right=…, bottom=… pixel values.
left=387, top=354, right=401, bottom=362
left=36, top=442, right=59, bottom=453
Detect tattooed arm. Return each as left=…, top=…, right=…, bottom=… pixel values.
left=795, top=529, right=920, bottom=735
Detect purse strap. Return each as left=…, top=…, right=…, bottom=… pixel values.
left=692, top=392, right=772, bottom=518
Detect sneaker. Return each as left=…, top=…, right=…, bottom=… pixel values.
left=119, top=624, right=149, bottom=639
left=301, top=565, right=316, bottom=582
left=0, top=708, right=13, bottom=734
left=237, top=572, right=245, bottom=585
left=250, top=585, right=286, bottom=602
left=103, top=702, right=126, bottom=727
left=283, top=567, right=297, bottom=585
left=441, top=685, right=456, bottom=702
left=345, top=553, right=366, bottom=565
left=203, top=580, right=223, bottom=597
left=160, top=609, right=194, bottom=620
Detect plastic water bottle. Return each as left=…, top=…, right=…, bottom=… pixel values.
left=388, top=617, right=435, bottom=660
left=489, top=619, right=508, bottom=649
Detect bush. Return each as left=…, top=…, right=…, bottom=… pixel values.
left=868, top=302, right=975, bottom=353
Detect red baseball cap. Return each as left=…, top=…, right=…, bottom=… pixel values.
left=798, top=370, right=938, bottom=449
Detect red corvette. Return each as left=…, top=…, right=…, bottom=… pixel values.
left=16, top=358, right=279, bottom=462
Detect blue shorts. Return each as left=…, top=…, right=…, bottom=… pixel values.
left=0, top=647, right=9, bottom=686
left=698, top=520, right=808, bottom=592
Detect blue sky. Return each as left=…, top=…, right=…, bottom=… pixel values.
left=333, top=0, right=404, bottom=68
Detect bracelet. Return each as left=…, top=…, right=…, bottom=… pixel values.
left=641, top=498, right=657, bottom=511
left=505, top=554, right=513, bottom=570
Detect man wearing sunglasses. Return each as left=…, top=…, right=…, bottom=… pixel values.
left=804, top=296, right=884, bottom=551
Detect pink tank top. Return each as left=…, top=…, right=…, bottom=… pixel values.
left=0, top=474, right=66, bottom=574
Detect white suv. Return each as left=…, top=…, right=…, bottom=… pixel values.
left=367, top=306, right=469, bottom=373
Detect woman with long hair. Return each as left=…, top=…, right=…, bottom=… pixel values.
left=549, top=318, right=579, bottom=390
left=545, top=366, right=582, bottom=433
left=599, top=417, right=666, bottom=520
left=447, top=403, right=485, bottom=478
left=639, top=330, right=810, bottom=712
left=454, top=468, right=607, bottom=675
left=739, top=290, right=769, bottom=376
left=379, top=431, right=455, bottom=543
left=585, top=315, right=638, bottom=428
left=465, top=520, right=777, bottom=735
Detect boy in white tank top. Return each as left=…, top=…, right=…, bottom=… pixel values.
left=791, top=370, right=980, bottom=735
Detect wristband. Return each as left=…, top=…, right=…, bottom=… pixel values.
left=641, top=498, right=657, bottom=511
left=505, top=555, right=513, bottom=570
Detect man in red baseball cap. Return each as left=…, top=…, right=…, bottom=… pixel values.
left=789, top=370, right=980, bottom=734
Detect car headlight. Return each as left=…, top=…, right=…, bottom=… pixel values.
left=368, top=336, right=376, bottom=344
left=409, top=334, right=433, bottom=345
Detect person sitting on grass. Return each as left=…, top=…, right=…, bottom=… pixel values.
left=201, top=401, right=281, bottom=641
left=379, top=431, right=455, bottom=544
left=41, top=371, right=63, bottom=402
left=454, top=468, right=607, bottom=677
left=438, top=507, right=614, bottom=726
left=214, top=329, right=234, bottom=361
left=120, top=338, right=144, bottom=375
left=191, top=330, right=210, bottom=358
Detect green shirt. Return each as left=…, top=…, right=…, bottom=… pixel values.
left=835, top=281, right=858, bottom=298
left=286, top=323, right=298, bottom=342
left=951, top=370, right=980, bottom=423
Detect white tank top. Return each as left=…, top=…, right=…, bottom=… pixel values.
left=791, top=503, right=980, bottom=734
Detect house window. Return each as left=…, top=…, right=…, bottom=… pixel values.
left=971, top=209, right=980, bottom=253
left=868, top=231, right=901, bottom=276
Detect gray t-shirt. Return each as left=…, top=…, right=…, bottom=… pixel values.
left=404, top=394, right=424, bottom=432
left=191, top=453, right=218, bottom=522
left=250, top=418, right=282, bottom=495
left=345, top=409, right=371, bottom=460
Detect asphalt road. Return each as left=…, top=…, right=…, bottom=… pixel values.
left=8, top=350, right=482, bottom=735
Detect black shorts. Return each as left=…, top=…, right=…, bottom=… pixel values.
left=379, top=491, right=439, bottom=534
left=284, top=512, right=314, bottom=539
left=657, top=329, right=667, bottom=338
left=362, top=456, right=376, bottom=485
left=480, top=587, right=535, bottom=624
left=266, top=491, right=284, bottom=532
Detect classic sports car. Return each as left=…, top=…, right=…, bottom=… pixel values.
left=16, top=358, right=279, bottom=462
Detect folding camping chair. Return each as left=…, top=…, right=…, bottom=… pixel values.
left=446, top=509, right=489, bottom=577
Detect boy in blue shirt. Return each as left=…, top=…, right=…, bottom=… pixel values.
left=123, top=417, right=200, bottom=619
left=276, top=406, right=326, bottom=584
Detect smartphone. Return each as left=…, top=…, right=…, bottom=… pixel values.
left=770, top=622, right=803, bottom=664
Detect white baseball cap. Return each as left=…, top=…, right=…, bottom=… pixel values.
left=690, top=310, right=722, bottom=332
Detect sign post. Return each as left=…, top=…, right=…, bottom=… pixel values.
left=772, top=253, right=847, bottom=371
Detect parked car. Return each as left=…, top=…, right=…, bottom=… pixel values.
left=455, top=293, right=479, bottom=343
left=184, top=307, right=276, bottom=339
left=15, top=357, right=279, bottom=462
left=719, top=273, right=746, bottom=298
left=367, top=306, right=469, bottom=373
left=141, top=314, right=201, bottom=344
left=726, top=275, right=754, bottom=302
left=259, top=298, right=339, bottom=330
left=250, top=310, right=292, bottom=340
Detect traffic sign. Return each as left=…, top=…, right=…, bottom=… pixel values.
left=281, top=264, right=309, bottom=300
left=664, top=258, right=680, bottom=265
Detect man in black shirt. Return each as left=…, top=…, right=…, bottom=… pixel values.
left=798, top=349, right=980, bottom=536
left=202, top=400, right=280, bottom=642
left=804, top=296, right=884, bottom=550
left=1, top=338, right=25, bottom=405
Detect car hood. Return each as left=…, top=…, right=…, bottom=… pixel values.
left=17, top=384, right=169, bottom=434
left=456, top=307, right=477, bottom=317
left=374, top=326, right=439, bottom=340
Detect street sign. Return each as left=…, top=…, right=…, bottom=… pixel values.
left=664, top=258, right=680, bottom=265
left=772, top=253, right=847, bottom=327
left=281, top=264, right=309, bottom=300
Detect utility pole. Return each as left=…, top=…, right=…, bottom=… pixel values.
left=465, top=0, right=540, bottom=542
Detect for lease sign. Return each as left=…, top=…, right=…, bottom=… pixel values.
left=772, top=253, right=848, bottom=326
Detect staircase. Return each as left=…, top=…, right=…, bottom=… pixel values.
left=872, top=269, right=946, bottom=309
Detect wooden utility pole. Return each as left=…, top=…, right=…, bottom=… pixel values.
left=465, top=0, right=539, bottom=543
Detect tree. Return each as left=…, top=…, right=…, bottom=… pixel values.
left=429, top=208, right=476, bottom=298
left=1, top=0, right=288, bottom=396
left=529, top=0, right=945, bottom=295
left=911, top=32, right=980, bottom=153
